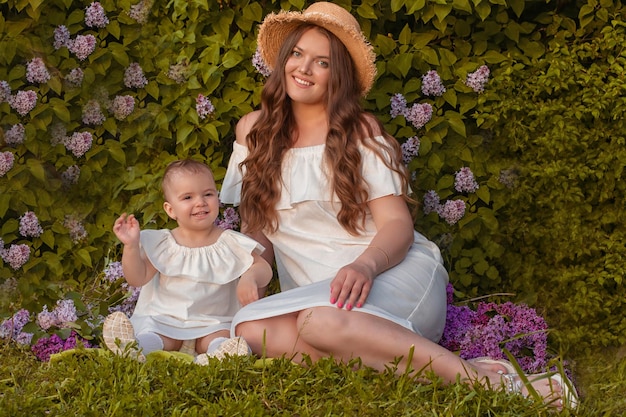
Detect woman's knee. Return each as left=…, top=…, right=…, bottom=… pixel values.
left=296, top=307, right=350, bottom=344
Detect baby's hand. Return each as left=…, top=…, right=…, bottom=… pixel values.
left=113, top=213, right=140, bottom=246
left=237, top=275, right=260, bottom=306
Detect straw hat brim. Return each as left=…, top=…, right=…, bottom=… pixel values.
left=257, top=4, right=377, bottom=96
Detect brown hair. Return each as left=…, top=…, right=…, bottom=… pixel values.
left=161, top=160, right=214, bottom=202
left=240, top=25, right=412, bottom=235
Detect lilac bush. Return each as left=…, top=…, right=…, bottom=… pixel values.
left=440, top=283, right=550, bottom=373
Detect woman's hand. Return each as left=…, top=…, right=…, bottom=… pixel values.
left=329, top=261, right=375, bottom=311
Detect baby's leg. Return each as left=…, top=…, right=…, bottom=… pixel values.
left=196, top=330, right=229, bottom=354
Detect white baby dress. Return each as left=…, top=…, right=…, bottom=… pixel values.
left=129, top=228, right=265, bottom=340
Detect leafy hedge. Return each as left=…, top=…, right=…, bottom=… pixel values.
left=1, top=0, right=624, bottom=357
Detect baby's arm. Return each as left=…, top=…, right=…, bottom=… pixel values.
left=237, top=253, right=273, bottom=306
left=113, top=213, right=157, bottom=287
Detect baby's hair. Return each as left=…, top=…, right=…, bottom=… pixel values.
left=161, top=159, right=214, bottom=201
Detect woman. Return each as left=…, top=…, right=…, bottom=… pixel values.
left=220, top=2, right=577, bottom=409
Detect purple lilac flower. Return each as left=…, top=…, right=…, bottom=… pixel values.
left=36, top=305, right=58, bottom=330
left=421, top=70, right=446, bottom=96
left=64, top=215, right=88, bottom=243
left=454, top=167, right=479, bottom=193
left=32, top=331, right=94, bottom=362
left=423, top=190, right=441, bottom=215
left=64, top=132, right=93, bottom=157
left=405, top=103, right=432, bottom=130
left=109, top=283, right=140, bottom=316
left=82, top=99, right=105, bottom=125
left=252, top=48, right=271, bottom=77
left=124, top=63, right=148, bottom=88
left=85, top=2, right=109, bottom=28
left=54, top=299, right=78, bottom=325
left=0, top=308, right=31, bottom=339
left=66, top=68, right=84, bottom=88
left=437, top=199, right=466, bottom=225
left=0, top=81, right=11, bottom=103
left=53, top=25, right=71, bottom=50
left=401, top=136, right=420, bottom=164
left=70, top=34, right=97, bottom=61
left=439, top=304, right=476, bottom=352
left=196, top=94, right=215, bottom=120
left=128, top=0, right=154, bottom=24
left=9, top=90, right=37, bottom=115
left=109, top=95, right=135, bottom=120
left=61, top=165, right=81, bottom=186
left=4, top=124, right=25, bottom=146
left=104, top=261, right=124, bottom=282
left=15, top=331, right=33, bottom=345
left=457, top=301, right=549, bottom=373
left=1, top=244, right=30, bottom=269
left=390, top=93, right=407, bottom=118
left=19, top=211, right=44, bottom=237
left=465, top=65, right=490, bottom=93
left=215, top=206, right=240, bottom=230
left=26, top=57, right=51, bottom=84
left=0, top=151, right=15, bottom=177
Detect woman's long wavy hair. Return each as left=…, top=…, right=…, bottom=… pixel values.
left=240, top=24, right=413, bottom=235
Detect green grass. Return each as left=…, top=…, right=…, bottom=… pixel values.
left=2, top=343, right=624, bottom=416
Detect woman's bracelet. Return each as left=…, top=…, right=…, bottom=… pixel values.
left=368, top=245, right=390, bottom=267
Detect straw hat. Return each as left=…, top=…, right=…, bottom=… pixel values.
left=257, top=2, right=377, bottom=96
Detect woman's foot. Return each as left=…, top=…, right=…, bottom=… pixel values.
left=502, top=372, right=579, bottom=410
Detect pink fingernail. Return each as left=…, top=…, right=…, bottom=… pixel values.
left=346, top=304, right=352, bottom=310
left=330, top=297, right=336, bottom=304
left=337, top=302, right=343, bottom=308
left=356, top=302, right=362, bottom=308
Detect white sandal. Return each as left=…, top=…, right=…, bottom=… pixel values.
left=102, top=311, right=145, bottom=362
left=502, top=372, right=579, bottom=410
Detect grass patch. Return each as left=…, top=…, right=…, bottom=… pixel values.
left=1, top=342, right=624, bottom=416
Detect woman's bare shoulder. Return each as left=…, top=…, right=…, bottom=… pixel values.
left=235, top=111, right=262, bottom=145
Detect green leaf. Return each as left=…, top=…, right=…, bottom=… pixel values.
left=75, top=248, right=92, bottom=267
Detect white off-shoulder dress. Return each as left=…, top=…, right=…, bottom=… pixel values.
left=129, top=229, right=265, bottom=340
left=220, top=139, right=449, bottom=342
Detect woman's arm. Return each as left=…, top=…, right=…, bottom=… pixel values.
left=329, top=195, right=414, bottom=310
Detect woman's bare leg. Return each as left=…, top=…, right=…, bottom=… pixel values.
left=238, top=307, right=566, bottom=407
left=236, top=312, right=327, bottom=363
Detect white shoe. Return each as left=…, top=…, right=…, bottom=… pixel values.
left=102, top=312, right=145, bottom=362
left=195, top=337, right=250, bottom=365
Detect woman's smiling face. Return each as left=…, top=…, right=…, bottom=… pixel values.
left=284, top=27, right=331, bottom=106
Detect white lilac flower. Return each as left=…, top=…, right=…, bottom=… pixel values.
left=465, top=65, right=490, bottom=93
left=61, top=165, right=81, bottom=186
left=196, top=94, right=215, bottom=120
left=109, top=95, right=135, bottom=120
left=0, top=81, right=11, bottom=103
left=85, top=2, right=109, bottom=28
left=1, top=244, right=30, bottom=269
left=128, top=0, right=154, bottom=24
left=70, top=34, right=97, bottom=61
left=82, top=99, right=105, bottom=125
left=66, top=68, right=84, bottom=88
left=26, top=57, right=51, bottom=84
left=401, top=136, right=420, bottom=164
left=4, top=124, right=25, bottom=146
left=404, top=103, right=432, bottom=130
left=8, top=90, right=37, bottom=115
left=19, top=211, right=44, bottom=237
left=421, top=70, right=446, bottom=96
left=124, top=62, right=148, bottom=88
left=64, top=132, right=93, bottom=158
left=252, top=48, right=271, bottom=77
left=0, top=152, right=15, bottom=177
left=454, top=167, right=479, bottom=193
left=437, top=199, right=466, bottom=225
